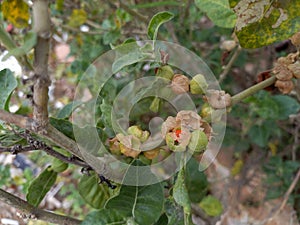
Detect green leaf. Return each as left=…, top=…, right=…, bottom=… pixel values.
left=272, top=95, right=300, bottom=120
left=3, top=31, right=37, bottom=60
left=49, top=117, right=75, bottom=140
left=56, top=101, right=82, bottom=119
left=234, top=0, right=300, bottom=48
left=173, top=168, right=191, bottom=213
left=51, top=147, right=70, bottom=173
left=0, top=69, right=17, bottom=110
left=81, top=209, right=126, bottom=225
left=185, top=158, right=208, bottom=203
left=78, top=172, right=113, bottom=209
left=199, top=195, right=223, bottom=217
left=26, top=166, right=57, bottom=207
left=147, top=11, right=174, bottom=40
left=248, top=123, right=270, bottom=147
left=195, top=0, right=237, bottom=28
left=106, top=183, right=164, bottom=225
left=154, top=214, right=169, bottom=225
left=165, top=198, right=184, bottom=225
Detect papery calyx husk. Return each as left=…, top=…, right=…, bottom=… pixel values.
left=116, top=133, right=141, bottom=158
left=275, top=80, right=294, bottom=94
left=206, top=90, right=231, bottom=109
left=171, top=74, right=189, bottom=94
left=161, top=110, right=212, bottom=152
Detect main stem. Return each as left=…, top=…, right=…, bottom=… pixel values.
left=32, top=0, right=51, bottom=130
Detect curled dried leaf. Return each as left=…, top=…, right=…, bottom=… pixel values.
left=275, top=80, right=294, bottom=94
left=176, top=110, right=202, bottom=131
left=161, top=116, right=179, bottom=138
left=109, top=137, right=121, bottom=155
left=206, top=90, right=231, bottom=109
left=171, top=74, right=189, bottom=94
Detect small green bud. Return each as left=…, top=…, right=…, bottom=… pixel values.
left=190, top=74, right=208, bottom=94
left=150, top=97, right=160, bottom=113
left=156, top=65, right=174, bottom=81
left=188, top=130, right=208, bottom=153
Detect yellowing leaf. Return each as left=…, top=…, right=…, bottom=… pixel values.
left=68, top=9, right=87, bottom=27
left=233, top=0, right=300, bottom=48
left=2, top=0, right=30, bottom=28
left=199, top=195, right=223, bottom=217
left=231, top=159, right=244, bottom=176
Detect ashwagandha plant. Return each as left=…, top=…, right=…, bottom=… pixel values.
left=0, top=0, right=299, bottom=224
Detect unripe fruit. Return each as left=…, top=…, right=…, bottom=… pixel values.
left=156, top=65, right=174, bottom=81
left=190, top=74, right=208, bottom=94
left=171, top=74, right=189, bottom=94
left=188, top=130, right=208, bottom=153
left=200, top=103, right=213, bottom=121
left=165, top=133, right=186, bottom=152
left=127, top=126, right=149, bottom=142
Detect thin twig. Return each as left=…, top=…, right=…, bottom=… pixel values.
left=118, top=1, right=148, bottom=23
left=219, top=45, right=242, bottom=83
left=267, top=168, right=300, bottom=222
left=0, top=189, right=82, bottom=225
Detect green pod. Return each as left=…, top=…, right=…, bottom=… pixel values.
left=190, top=74, right=208, bottom=94
left=156, top=65, right=174, bottom=81
left=188, top=130, right=208, bottom=153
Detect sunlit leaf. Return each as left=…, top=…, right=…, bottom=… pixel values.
left=0, top=69, right=17, bottom=110
left=147, top=11, right=174, bottom=40
left=233, top=0, right=300, bottom=48
left=78, top=172, right=113, bottom=209
left=199, top=195, right=223, bottom=216
left=26, top=166, right=57, bottom=207
left=173, top=168, right=191, bottom=213
left=2, top=0, right=30, bottom=28
left=195, top=0, right=237, bottom=28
